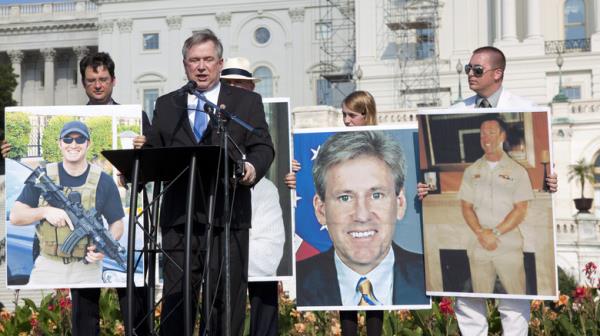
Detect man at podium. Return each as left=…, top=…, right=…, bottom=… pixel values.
left=145, top=29, right=274, bottom=335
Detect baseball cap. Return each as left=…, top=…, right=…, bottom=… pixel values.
left=60, top=120, right=90, bottom=139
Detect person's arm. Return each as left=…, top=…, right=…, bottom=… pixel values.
left=85, top=218, right=124, bottom=263
left=284, top=159, right=301, bottom=190
left=461, top=200, right=497, bottom=250
left=493, top=201, right=528, bottom=236
left=417, top=182, right=429, bottom=200
left=546, top=172, right=557, bottom=192
left=10, top=201, right=74, bottom=230
left=239, top=93, right=275, bottom=186
left=1, top=140, right=11, bottom=158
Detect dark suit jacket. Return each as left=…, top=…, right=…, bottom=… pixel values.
left=145, top=82, right=274, bottom=229
left=296, top=243, right=429, bottom=307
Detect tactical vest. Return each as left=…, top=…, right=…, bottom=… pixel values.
left=36, top=163, right=102, bottom=259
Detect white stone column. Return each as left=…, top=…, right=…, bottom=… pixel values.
left=7, top=50, right=23, bottom=105
left=525, top=0, right=542, bottom=39
left=41, top=48, right=56, bottom=105
left=494, top=0, right=502, bottom=43
left=73, top=46, right=89, bottom=85
left=501, top=0, right=518, bottom=42
left=166, top=15, right=183, bottom=92
left=117, top=19, right=132, bottom=103
left=288, top=7, right=305, bottom=107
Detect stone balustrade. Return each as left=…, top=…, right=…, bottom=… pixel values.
left=0, top=0, right=96, bottom=22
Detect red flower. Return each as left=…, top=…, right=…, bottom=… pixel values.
left=573, top=286, right=588, bottom=302
left=439, top=297, right=454, bottom=316
left=584, top=262, right=597, bottom=282
left=48, top=304, right=54, bottom=311
left=30, top=317, right=38, bottom=328
left=59, top=297, right=72, bottom=310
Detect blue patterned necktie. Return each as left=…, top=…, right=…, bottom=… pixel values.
left=193, top=93, right=207, bottom=142
left=357, top=276, right=380, bottom=306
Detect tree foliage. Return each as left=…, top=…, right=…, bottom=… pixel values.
left=41, top=115, right=76, bottom=163
left=0, top=62, right=18, bottom=174
left=41, top=116, right=113, bottom=164
left=5, top=112, right=31, bottom=159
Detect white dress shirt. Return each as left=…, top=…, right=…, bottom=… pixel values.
left=248, top=178, right=286, bottom=277
left=335, top=247, right=395, bottom=306
left=187, top=81, right=221, bottom=132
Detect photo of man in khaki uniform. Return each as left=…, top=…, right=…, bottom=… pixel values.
left=458, top=117, right=533, bottom=295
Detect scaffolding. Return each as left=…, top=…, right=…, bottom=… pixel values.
left=384, top=0, right=441, bottom=108
left=315, top=0, right=356, bottom=106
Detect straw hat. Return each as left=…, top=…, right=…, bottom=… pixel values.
left=220, top=57, right=261, bottom=83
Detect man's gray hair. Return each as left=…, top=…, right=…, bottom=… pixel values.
left=182, top=29, right=223, bottom=59
left=312, top=131, right=406, bottom=200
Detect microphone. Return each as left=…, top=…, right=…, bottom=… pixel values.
left=177, top=80, right=197, bottom=96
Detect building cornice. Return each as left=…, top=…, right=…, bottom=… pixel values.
left=0, top=20, right=97, bottom=35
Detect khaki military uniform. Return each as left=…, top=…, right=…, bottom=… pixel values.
left=458, top=152, right=533, bottom=294
left=28, top=163, right=103, bottom=285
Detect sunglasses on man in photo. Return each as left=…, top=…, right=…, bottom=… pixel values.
left=61, top=136, right=88, bottom=144
left=464, top=64, right=499, bottom=77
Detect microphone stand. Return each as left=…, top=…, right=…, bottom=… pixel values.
left=195, top=92, right=257, bottom=336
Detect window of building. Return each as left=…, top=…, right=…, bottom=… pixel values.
left=315, top=21, right=332, bottom=40
left=564, top=86, right=581, bottom=100
left=416, top=27, right=435, bottom=59
left=564, top=0, right=585, bottom=41
left=254, top=27, right=271, bottom=45
left=254, top=66, right=273, bottom=97
left=143, top=89, right=159, bottom=117
left=143, top=33, right=159, bottom=50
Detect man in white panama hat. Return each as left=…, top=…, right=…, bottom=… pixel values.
left=221, top=57, right=262, bottom=91
left=221, top=56, right=285, bottom=336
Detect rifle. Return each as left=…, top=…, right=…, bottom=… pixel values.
left=23, top=164, right=127, bottom=270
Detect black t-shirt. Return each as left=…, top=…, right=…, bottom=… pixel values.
left=16, top=163, right=125, bottom=225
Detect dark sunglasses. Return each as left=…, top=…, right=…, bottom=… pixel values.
left=464, top=64, right=497, bottom=77
left=61, top=136, right=87, bottom=144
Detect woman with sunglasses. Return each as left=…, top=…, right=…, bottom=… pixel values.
left=285, top=91, right=428, bottom=336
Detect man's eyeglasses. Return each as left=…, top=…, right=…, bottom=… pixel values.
left=84, top=77, right=112, bottom=86
left=464, top=64, right=497, bottom=77
left=61, top=136, right=87, bottom=144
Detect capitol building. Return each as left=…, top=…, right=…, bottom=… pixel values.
left=1, top=0, right=600, bottom=305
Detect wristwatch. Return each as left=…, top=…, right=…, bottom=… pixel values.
left=492, top=228, right=501, bottom=237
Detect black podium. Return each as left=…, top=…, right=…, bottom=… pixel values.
left=103, top=145, right=225, bottom=336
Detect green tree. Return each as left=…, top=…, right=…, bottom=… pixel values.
left=41, top=116, right=113, bottom=164
left=85, top=116, right=113, bottom=161
left=0, top=62, right=18, bottom=173
left=5, top=112, right=31, bottom=159
left=0, top=63, right=17, bottom=113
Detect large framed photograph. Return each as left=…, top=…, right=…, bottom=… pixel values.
left=5, top=105, right=145, bottom=289
left=418, top=108, right=557, bottom=300
left=249, top=97, right=294, bottom=281
left=293, top=125, right=430, bottom=311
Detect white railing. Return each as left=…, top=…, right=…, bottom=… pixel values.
left=555, top=218, right=600, bottom=241
left=0, top=1, right=96, bottom=20
left=52, top=2, right=76, bottom=13
left=19, top=4, right=43, bottom=15
left=568, top=100, right=600, bottom=114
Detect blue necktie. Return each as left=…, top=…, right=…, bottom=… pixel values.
left=357, top=276, right=380, bottom=306
left=193, top=94, right=207, bottom=142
